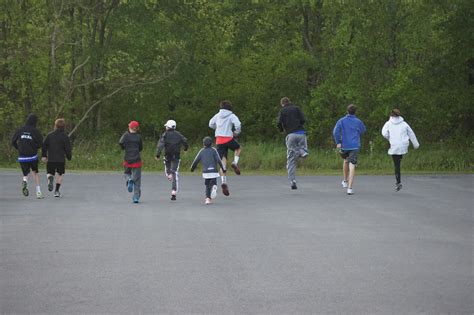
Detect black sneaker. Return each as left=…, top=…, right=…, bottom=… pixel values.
left=48, top=176, right=54, bottom=191
left=221, top=183, right=230, bottom=196
left=171, top=194, right=176, bottom=201
left=291, top=180, right=297, bottom=190
left=395, top=183, right=403, bottom=191
left=21, top=181, right=29, bottom=197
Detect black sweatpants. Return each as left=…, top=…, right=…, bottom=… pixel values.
left=204, top=178, right=217, bottom=198
left=392, top=155, right=403, bottom=184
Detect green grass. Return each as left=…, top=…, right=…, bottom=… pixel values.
left=1, top=140, right=473, bottom=174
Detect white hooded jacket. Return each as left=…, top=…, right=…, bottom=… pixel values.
left=209, top=109, right=241, bottom=137
left=382, top=116, right=419, bottom=155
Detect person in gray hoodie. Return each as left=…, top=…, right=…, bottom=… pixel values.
left=209, top=100, right=241, bottom=197
left=190, top=137, right=227, bottom=205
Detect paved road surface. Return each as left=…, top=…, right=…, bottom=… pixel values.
left=1, top=172, right=472, bottom=314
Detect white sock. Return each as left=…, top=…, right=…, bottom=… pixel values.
left=36, top=186, right=41, bottom=193
left=23, top=176, right=28, bottom=182
left=221, top=176, right=226, bottom=184
left=233, top=156, right=239, bottom=164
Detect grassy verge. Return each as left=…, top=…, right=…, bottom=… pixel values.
left=1, top=140, right=473, bottom=174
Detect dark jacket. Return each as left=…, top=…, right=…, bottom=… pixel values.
left=119, top=132, right=143, bottom=163
left=42, top=129, right=72, bottom=163
left=11, top=113, right=43, bottom=160
left=156, top=129, right=188, bottom=160
left=190, top=147, right=225, bottom=176
left=277, top=104, right=306, bottom=135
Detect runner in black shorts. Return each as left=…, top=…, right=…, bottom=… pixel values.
left=216, top=138, right=241, bottom=160
left=209, top=100, right=242, bottom=196
left=42, top=119, right=72, bottom=197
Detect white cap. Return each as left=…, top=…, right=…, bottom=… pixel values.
left=164, top=119, right=176, bottom=129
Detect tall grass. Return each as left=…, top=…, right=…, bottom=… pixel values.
left=1, top=139, right=472, bottom=173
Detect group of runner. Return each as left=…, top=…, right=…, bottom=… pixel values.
left=10, top=97, right=419, bottom=203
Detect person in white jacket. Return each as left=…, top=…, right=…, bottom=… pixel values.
left=209, top=100, right=242, bottom=196
left=381, top=109, right=420, bottom=191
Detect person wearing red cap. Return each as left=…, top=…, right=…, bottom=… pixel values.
left=119, top=120, right=143, bottom=203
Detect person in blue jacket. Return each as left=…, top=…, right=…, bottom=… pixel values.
left=333, top=104, right=366, bottom=195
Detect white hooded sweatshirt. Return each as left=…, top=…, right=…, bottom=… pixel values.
left=382, top=116, right=419, bottom=155
left=209, top=109, right=241, bottom=137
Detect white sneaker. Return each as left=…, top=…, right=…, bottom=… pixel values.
left=210, top=185, right=217, bottom=199
left=205, top=198, right=212, bottom=205
left=36, top=191, right=44, bottom=199
left=341, top=180, right=348, bottom=188
left=347, top=188, right=354, bottom=195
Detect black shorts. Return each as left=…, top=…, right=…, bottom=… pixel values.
left=216, top=138, right=240, bottom=159
left=47, top=162, right=66, bottom=175
left=20, top=160, right=39, bottom=176
left=339, top=149, right=359, bottom=165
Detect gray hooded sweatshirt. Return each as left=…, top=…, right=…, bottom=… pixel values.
left=190, top=147, right=226, bottom=179
left=209, top=109, right=241, bottom=138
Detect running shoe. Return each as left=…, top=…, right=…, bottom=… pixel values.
left=347, top=188, right=354, bottom=195
left=54, top=191, right=61, bottom=198
left=21, top=181, right=29, bottom=197
left=395, top=183, right=403, bottom=192
left=291, top=180, right=297, bottom=190
left=171, top=190, right=177, bottom=201
left=231, top=162, right=241, bottom=175
left=205, top=198, right=212, bottom=205
left=36, top=191, right=44, bottom=199
left=48, top=176, right=54, bottom=191
left=221, top=183, right=230, bottom=196
left=211, top=185, right=217, bottom=199
left=133, top=195, right=139, bottom=203
left=341, top=180, right=348, bottom=188
left=127, top=179, right=134, bottom=193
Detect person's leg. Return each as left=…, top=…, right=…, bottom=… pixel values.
left=210, top=178, right=217, bottom=199
left=46, top=162, right=55, bottom=191
left=346, top=150, right=358, bottom=194
left=298, top=134, right=309, bottom=157
left=392, top=155, right=402, bottom=184
left=230, top=139, right=241, bottom=175
left=343, top=160, right=349, bottom=182
left=286, top=134, right=298, bottom=188
left=217, top=144, right=230, bottom=196
left=20, top=163, right=30, bottom=196
left=170, top=159, right=180, bottom=193
left=348, top=163, right=356, bottom=189
left=132, top=167, right=141, bottom=202
left=124, top=167, right=133, bottom=192
left=205, top=179, right=212, bottom=199
left=31, top=161, right=42, bottom=198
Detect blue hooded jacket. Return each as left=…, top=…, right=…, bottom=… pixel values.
left=333, top=114, right=366, bottom=150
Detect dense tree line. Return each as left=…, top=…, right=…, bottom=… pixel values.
left=1, top=0, right=473, bottom=150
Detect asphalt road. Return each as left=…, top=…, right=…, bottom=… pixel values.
left=1, top=172, right=473, bottom=314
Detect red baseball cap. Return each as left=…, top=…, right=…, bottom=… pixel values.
left=128, top=121, right=139, bottom=129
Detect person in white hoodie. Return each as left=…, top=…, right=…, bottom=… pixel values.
left=209, top=100, right=242, bottom=196
left=381, top=109, right=420, bottom=191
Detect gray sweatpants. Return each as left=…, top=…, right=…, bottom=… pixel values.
left=164, top=159, right=180, bottom=192
left=124, top=167, right=141, bottom=199
left=286, top=133, right=308, bottom=183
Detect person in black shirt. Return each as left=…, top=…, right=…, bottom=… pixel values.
left=119, top=121, right=143, bottom=203
left=42, top=118, right=72, bottom=197
left=11, top=113, right=44, bottom=198
left=277, top=97, right=309, bottom=190
left=155, top=119, right=188, bottom=201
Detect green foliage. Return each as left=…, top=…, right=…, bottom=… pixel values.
left=1, top=1, right=473, bottom=159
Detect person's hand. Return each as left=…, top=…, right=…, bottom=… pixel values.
left=41, top=157, right=47, bottom=163
left=336, top=143, right=341, bottom=149
left=155, top=156, right=160, bottom=161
